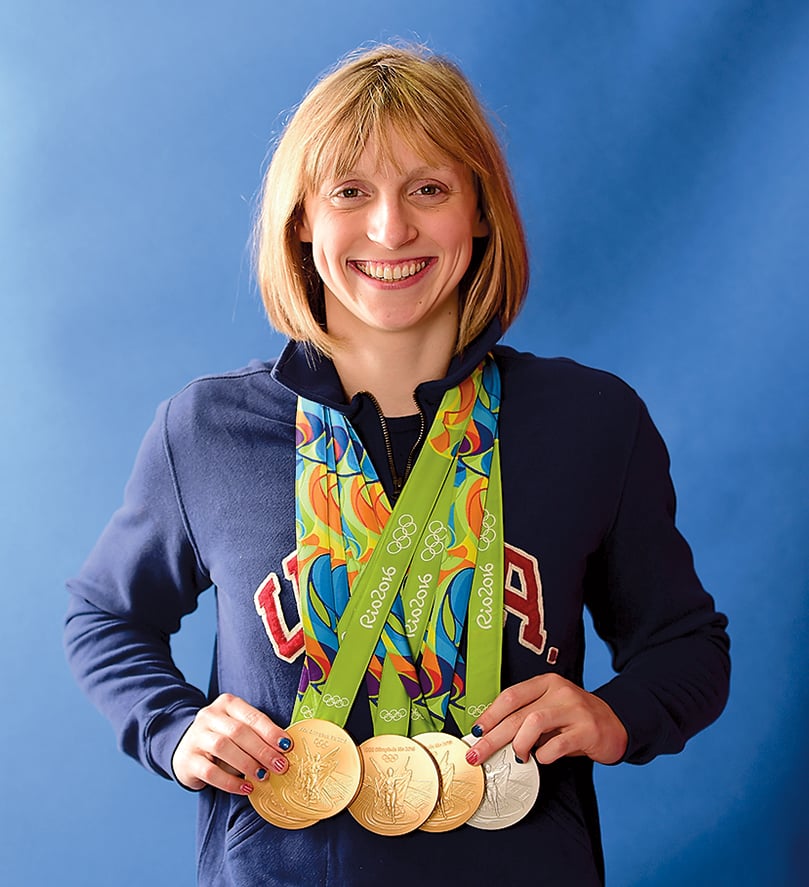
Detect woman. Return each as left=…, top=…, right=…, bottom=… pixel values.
left=65, top=44, right=730, bottom=885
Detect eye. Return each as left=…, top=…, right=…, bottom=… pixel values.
left=328, top=184, right=367, bottom=202
left=413, top=183, right=444, bottom=197
left=410, top=181, right=451, bottom=203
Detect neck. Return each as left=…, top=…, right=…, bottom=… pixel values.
left=331, top=326, right=456, bottom=416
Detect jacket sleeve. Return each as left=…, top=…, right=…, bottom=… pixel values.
left=64, top=399, right=211, bottom=781
left=587, top=401, right=730, bottom=765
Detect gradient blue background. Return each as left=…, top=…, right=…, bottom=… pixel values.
left=2, top=2, right=807, bottom=884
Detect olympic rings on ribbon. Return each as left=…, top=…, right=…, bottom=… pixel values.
left=386, top=513, right=418, bottom=554
left=477, top=510, right=498, bottom=551
left=420, top=519, right=450, bottom=562
left=322, top=693, right=350, bottom=708
left=466, top=703, right=490, bottom=717
left=379, top=708, right=408, bottom=722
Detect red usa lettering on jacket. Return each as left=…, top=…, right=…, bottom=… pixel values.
left=254, top=543, right=554, bottom=664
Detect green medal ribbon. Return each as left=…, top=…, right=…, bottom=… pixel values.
left=293, top=359, right=503, bottom=735
left=386, top=388, right=503, bottom=736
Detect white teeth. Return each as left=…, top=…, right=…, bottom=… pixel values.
left=356, top=260, right=428, bottom=281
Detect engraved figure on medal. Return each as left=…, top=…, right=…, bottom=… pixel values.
left=280, top=737, right=357, bottom=816
left=348, top=737, right=440, bottom=836
left=296, top=739, right=341, bottom=806
left=268, top=720, right=362, bottom=820
left=373, top=757, right=413, bottom=823
left=462, top=736, right=540, bottom=830
left=481, top=753, right=511, bottom=816
left=416, top=733, right=485, bottom=833
left=433, top=749, right=455, bottom=817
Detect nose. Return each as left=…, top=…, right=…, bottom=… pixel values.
left=366, top=194, right=417, bottom=250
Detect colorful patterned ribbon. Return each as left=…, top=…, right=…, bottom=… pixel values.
left=292, top=359, right=503, bottom=735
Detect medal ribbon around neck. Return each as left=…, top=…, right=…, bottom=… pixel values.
left=389, top=365, right=503, bottom=736
left=292, top=359, right=503, bottom=735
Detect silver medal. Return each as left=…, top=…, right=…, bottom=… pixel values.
left=462, top=736, right=540, bottom=830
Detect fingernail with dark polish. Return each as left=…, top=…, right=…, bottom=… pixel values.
left=273, top=758, right=286, bottom=773
left=256, top=768, right=267, bottom=780
left=514, top=755, right=524, bottom=764
left=240, top=783, right=253, bottom=795
left=278, top=737, right=292, bottom=751
left=471, top=724, right=484, bottom=738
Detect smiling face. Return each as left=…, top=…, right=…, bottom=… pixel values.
left=297, top=130, right=489, bottom=347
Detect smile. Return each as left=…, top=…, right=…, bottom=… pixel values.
left=352, top=259, right=430, bottom=282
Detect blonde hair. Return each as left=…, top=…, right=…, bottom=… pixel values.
left=255, top=43, right=528, bottom=355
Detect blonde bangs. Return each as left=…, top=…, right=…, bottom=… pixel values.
left=301, top=81, right=470, bottom=193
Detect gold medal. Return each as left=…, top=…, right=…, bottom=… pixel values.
left=265, top=719, right=363, bottom=820
left=415, top=732, right=486, bottom=832
left=348, top=735, right=441, bottom=836
left=249, top=776, right=319, bottom=830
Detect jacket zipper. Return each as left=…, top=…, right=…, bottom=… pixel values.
left=361, top=392, right=426, bottom=502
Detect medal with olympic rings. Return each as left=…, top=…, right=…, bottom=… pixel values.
left=262, top=719, right=363, bottom=821
left=348, top=735, right=441, bottom=835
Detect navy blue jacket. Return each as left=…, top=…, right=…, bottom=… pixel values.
left=65, top=322, right=730, bottom=885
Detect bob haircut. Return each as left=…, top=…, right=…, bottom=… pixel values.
left=255, top=43, right=529, bottom=356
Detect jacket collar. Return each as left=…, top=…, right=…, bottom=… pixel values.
left=271, top=316, right=503, bottom=417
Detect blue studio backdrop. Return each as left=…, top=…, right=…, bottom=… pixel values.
left=1, top=2, right=807, bottom=885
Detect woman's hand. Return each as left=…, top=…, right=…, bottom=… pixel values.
left=465, top=674, right=628, bottom=767
left=172, top=693, right=293, bottom=794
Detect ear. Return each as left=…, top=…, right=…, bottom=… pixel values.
left=473, top=207, right=489, bottom=238
left=297, top=209, right=313, bottom=243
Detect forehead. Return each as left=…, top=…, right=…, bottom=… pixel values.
left=308, top=122, right=468, bottom=187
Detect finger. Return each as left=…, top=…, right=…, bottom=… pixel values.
left=470, top=676, right=554, bottom=739
left=207, top=694, right=293, bottom=771
left=532, top=730, right=577, bottom=765
left=464, top=707, right=526, bottom=765
left=218, top=694, right=294, bottom=754
left=511, top=708, right=568, bottom=763
left=173, top=737, right=260, bottom=796
left=191, top=751, right=257, bottom=796
left=197, top=727, right=280, bottom=785
left=468, top=702, right=563, bottom=765
left=201, top=707, right=290, bottom=780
